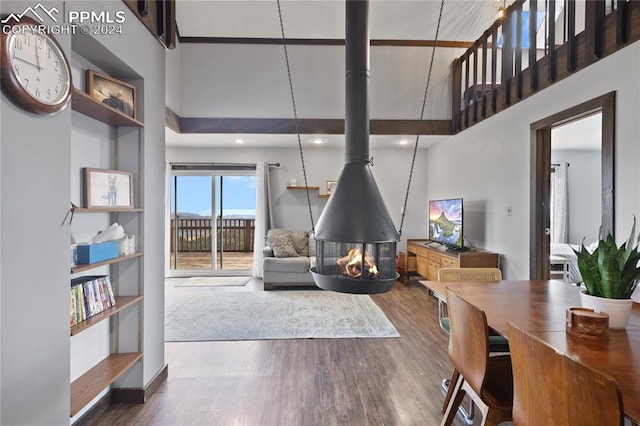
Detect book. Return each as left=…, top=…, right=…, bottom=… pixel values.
left=103, top=276, right=116, bottom=306
left=70, top=286, right=78, bottom=326
left=71, top=275, right=112, bottom=324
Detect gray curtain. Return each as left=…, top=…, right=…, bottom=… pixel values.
left=253, top=162, right=273, bottom=277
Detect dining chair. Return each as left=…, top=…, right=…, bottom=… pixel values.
left=441, top=289, right=513, bottom=426
left=437, top=267, right=508, bottom=424
left=506, top=322, right=624, bottom=426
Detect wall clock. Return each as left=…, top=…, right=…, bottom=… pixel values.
left=0, top=15, right=72, bottom=114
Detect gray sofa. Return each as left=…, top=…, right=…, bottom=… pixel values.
left=262, top=229, right=317, bottom=290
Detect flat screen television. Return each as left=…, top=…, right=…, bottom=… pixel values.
left=429, top=198, right=464, bottom=249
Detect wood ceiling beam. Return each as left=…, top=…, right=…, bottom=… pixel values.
left=166, top=109, right=452, bottom=136
left=178, top=36, right=473, bottom=49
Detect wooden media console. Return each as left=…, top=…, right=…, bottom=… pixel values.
left=405, top=239, right=499, bottom=281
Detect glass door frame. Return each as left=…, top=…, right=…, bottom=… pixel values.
left=168, top=167, right=255, bottom=278
left=213, top=170, right=256, bottom=276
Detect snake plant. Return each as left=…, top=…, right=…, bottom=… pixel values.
left=574, top=217, right=640, bottom=299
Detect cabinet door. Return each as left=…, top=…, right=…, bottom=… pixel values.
left=441, top=256, right=458, bottom=268
left=416, top=257, right=429, bottom=278
left=427, top=259, right=440, bottom=281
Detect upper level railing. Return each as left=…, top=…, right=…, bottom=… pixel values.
left=452, top=0, right=639, bottom=133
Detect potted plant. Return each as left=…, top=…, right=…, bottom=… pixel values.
left=573, top=217, right=640, bottom=328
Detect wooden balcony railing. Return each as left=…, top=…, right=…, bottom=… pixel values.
left=453, top=0, right=640, bottom=133
left=170, top=217, right=255, bottom=252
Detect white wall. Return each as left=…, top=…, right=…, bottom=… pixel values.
left=165, top=39, right=182, bottom=114
left=166, top=145, right=429, bottom=254
left=1, top=3, right=71, bottom=423
left=177, top=42, right=464, bottom=119
left=427, top=40, right=640, bottom=279
left=0, top=1, right=167, bottom=423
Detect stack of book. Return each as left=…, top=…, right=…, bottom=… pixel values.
left=70, top=275, right=116, bottom=327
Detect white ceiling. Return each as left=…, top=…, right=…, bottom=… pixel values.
left=175, top=0, right=504, bottom=40
left=169, top=1, right=508, bottom=149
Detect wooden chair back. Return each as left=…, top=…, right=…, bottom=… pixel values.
left=445, top=289, right=490, bottom=395
left=506, top=322, right=624, bottom=426
left=438, top=267, right=502, bottom=282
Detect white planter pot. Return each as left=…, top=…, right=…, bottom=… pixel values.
left=580, top=291, right=634, bottom=329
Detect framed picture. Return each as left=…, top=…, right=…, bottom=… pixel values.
left=83, top=168, right=134, bottom=209
left=326, top=180, right=337, bottom=195
left=86, top=70, right=137, bottom=119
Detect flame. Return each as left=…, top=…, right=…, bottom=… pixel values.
left=337, top=248, right=379, bottom=279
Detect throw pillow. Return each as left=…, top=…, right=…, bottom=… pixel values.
left=268, top=234, right=299, bottom=258
left=289, top=230, right=309, bottom=255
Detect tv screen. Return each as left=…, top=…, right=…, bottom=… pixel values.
left=429, top=198, right=463, bottom=248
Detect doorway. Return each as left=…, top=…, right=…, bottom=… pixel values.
left=169, top=165, right=256, bottom=276
left=530, top=92, right=615, bottom=280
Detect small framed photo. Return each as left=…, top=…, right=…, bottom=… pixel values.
left=86, top=70, right=137, bottom=119
left=326, top=180, right=337, bottom=195
left=83, top=168, right=134, bottom=209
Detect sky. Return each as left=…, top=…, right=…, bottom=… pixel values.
left=170, top=175, right=256, bottom=217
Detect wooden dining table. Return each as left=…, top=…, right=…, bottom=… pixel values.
left=420, top=279, right=640, bottom=424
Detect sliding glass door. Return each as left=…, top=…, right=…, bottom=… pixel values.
left=170, top=166, right=256, bottom=275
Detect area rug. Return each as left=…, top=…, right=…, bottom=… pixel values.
left=175, top=276, right=250, bottom=287
left=165, top=290, right=400, bottom=341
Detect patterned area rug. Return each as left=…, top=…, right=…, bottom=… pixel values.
left=175, top=276, right=250, bottom=287
left=165, top=290, right=400, bottom=341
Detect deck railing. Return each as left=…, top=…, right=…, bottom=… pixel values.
left=453, top=0, right=639, bottom=133
left=170, top=217, right=255, bottom=252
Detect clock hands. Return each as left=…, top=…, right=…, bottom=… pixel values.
left=34, top=37, right=43, bottom=72
left=12, top=55, right=40, bottom=69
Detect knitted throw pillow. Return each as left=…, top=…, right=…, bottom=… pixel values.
left=268, top=234, right=299, bottom=258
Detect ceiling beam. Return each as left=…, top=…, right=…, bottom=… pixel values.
left=178, top=36, right=473, bottom=49
left=166, top=108, right=452, bottom=135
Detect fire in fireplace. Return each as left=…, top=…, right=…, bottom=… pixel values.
left=312, top=238, right=398, bottom=294
left=337, top=248, right=379, bottom=278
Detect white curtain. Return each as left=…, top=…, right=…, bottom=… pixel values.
left=551, top=162, right=569, bottom=243
left=253, top=162, right=273, bottom=277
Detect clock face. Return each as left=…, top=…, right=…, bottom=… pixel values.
left=0, top=16, right=72, bottom=114
left=7, top=30, right=71, bottom=106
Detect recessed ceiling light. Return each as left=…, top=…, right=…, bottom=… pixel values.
left=312, top=138, right=325, bottom=145
left=398, top=139, right=410, bottom=145
left=235, top=138, right=245, bottom=144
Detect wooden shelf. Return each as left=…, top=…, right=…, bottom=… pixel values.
left=319, top=194, right=331, bottom=198
left=71, top=252, right=143, bottom=274
left=74, top=207, right=143, bottom=213
left=287, top=186, right=320, bottom=190
left=71, top=88, right=144, bottom=127
left=70, top=352, right=143, bottom=417
left=71, top=295, right=143, bottom=336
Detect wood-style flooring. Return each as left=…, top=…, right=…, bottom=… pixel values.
left=93, top=280, right=463, bottom=425
left=170, top=251, right=254, bottom=270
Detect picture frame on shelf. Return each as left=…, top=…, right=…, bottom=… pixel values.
left=85, top=70, right=137, bottom=119
left=326, top=180, right=337, bottom=195
left=83, top=168, right=134, bottom=209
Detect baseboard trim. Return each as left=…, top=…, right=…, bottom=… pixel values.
left=111, top=364, right=169, bottom=404
left=72, top=393, right=111, bottom=426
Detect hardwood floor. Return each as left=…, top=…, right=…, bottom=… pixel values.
left=93, top=281, right=461, bottom=425
left=170, top=251, right=254, bottom=270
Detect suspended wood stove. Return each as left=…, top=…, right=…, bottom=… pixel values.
left=310, top=0, right=399, bottom=294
